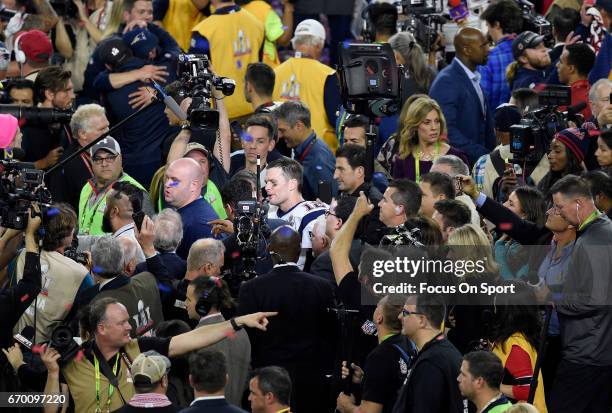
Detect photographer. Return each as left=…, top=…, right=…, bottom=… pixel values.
left=12, top=203, right=90, bottom=344
left=21, top=66, right=74, bottom=169
left=212, top=176, right=280, bottom=279
left=41, top=295, right=276, bottom=413
left=0, top=206, right=41, bottom=357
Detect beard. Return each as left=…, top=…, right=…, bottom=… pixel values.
left=102, top=212, right=113, bottom=233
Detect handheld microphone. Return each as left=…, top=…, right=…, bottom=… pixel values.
left=150, top=80, right=187, bottom=121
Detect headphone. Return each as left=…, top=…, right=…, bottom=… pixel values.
left=14, top=32, right=26, bottom=64
left=195, top=277, right=221, bottom=317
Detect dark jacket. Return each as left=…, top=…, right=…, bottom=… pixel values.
left=310, top=239, right=363, bottom=285
left=556, top=215, right=612, bottom=366
left=392, top=336, right=465, bottom=413
left=176, top=198, right=218, bottom=259
left=346, top=181, right=386, bottom=245
left=135, top=252, right=186, bottom=280
left=0, top=253, right=40, bottom=360
left=46, top=142, right=93, bottom=212
left=237, top=264, right=336, bottom=369
left=429, top=59, right=495, bottom=164
left=510, top=66, right=548, bottom=91
left=178, top=398, right=247, bottom=413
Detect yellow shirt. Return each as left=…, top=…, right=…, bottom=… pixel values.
left=162, top=0, right=205, bottom=51
left=192, top=9, right=264, bottom=120
left=273, top=56, right=338, bottom=152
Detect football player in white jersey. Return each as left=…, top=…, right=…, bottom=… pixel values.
left=265, top=158, right=327, bottom=269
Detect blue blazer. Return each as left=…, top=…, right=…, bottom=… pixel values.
left=429, top=59, right=496, bottom=164
left=179, top=398, right=247, bottom=413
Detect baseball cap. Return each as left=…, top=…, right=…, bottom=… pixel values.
left=0, top=114, right=18, bottom=148
left=123, top=28, right=159, bottom=60
left=90, top=136, right=121, bottom=157
left=183, top=142, right=211, bottom=158
left=595, top=0, right=612, bottom=12
left=19, top=30, right=52, bottom=63
left=131, top=351, right=170, bottom=387
left=292, top=19, right=326, bottom=42
left=494, top=105, right=522, bottom=132
left=512, top=31, right=545, bottom=60
left=97, top=37, right=132, bottom=68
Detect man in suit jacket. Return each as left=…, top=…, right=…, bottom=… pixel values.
left=430, top=27, right=496, bottom=164
left=180, top=349, right=247, bottom=413
left=238, top=226, right=336, bottom=413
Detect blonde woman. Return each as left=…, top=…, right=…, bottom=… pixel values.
left=392, top=96, right=468, bottom=182
left=446, top=224, right=500, bottom=355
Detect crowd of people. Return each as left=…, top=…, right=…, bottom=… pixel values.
left=0, top=0, right=611, bottom=412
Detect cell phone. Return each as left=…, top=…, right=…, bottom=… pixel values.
left=454, top=176, right=464, bottom=195
left=132, top=211, right=145, bottom=232
left=318, top=181, right=333, bottom=204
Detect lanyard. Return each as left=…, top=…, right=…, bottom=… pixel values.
left=80, top=179, right=117, bottom=233
left=414, top=141, right=440, bottom=183
left=296, top=136, right=316, bottom=162
left=94, top=353, right=120, bottom=413
left=276, top=409, right=291, bottom=413
left=578, top=210, right=599, bottom=232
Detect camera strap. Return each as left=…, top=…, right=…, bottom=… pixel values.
left=296, top=136, right=316, bottom=162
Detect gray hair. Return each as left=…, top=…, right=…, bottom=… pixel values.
left=70, top=103, right=106, bottom=137
left=91, top=236, right=124, bottom=278
left=291, top=34, right=325, bottom=50
left=312, top=215, right=327, bottom=238
left=433, top=155, right=470, bottom=177
left=276, top=100, right=311, bottom=129
left=154, top=209, right=183, bottom=252
left=589, top=78, right=612, bottom=102
left=186, top=238, right=226, bottom=272
left=118, top=237, right=139, bottom=268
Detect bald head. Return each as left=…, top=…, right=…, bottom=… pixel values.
left=164, top=158, right=205, bottom=208
left=186, top=238, right=225, bottom=276
left=268, top=226, right=301, bottom=264
left=454, top=27, right=490, bottom=69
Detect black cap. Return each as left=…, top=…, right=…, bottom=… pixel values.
left=495, top=105, right=522, bottom=132
left=97, top=37, right=132, bottom=68
left=512, top=31, right=545, bottom=60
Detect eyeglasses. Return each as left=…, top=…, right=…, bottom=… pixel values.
left=92, top=154, right=119, bottom=165
left=401, top=309, right=424, bottom=317
left=325, top=210, right=338, bottom=219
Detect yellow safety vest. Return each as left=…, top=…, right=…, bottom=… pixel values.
left=162, top=0, right=205, bottom=52
left=273, top=56, right=338, bottom=152
left=243, top=0, right=281, bottom=67
left=192, top=9, right=264, bottom=120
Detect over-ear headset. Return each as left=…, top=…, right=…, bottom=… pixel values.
left=14, top=32, right=26, bottom=64
left=195, top=276, right=221, bottom=317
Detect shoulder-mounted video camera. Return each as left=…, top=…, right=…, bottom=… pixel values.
left=176, top=54, right=235, bottom=129
left=0, top=159, right=51, bottom=230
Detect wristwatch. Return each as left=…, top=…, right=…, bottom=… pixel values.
left=230, top=318, right=243, bottom=331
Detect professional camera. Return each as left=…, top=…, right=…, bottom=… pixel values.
left=398, top=0, right=446, bottom=52
left=337, top=42, right=402, bottom=117
left=516, top=0, right=552, bottom=39
left=0, top=105, right=73, bottom=125
left=0, top=159, right=51, bottom=230
left=49, top=325, right=80, bottom=365
left=176, top=54, right=235, bottom=129
left=233, top=199, right=270, bottom=278
left=509, top=85, right=576, bottom=163
left=64, top=234, right=89, bottom=266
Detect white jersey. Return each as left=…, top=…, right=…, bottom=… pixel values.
left=268, top=200, right=328, bottom=268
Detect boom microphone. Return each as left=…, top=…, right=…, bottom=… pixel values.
left=150, top=80, right=187, bottom=121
